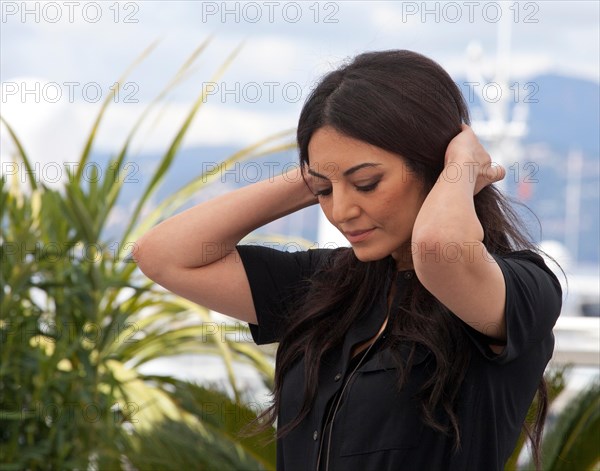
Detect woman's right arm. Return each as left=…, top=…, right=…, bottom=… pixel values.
left=131, top=167, right=318, bottom=325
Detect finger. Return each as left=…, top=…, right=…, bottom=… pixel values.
left=473, top=164, right=504, bottom=196
left=495, top=165, right=506, bottom=182
left=483, top=162, right=505, bottom=184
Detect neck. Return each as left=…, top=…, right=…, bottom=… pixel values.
left=391, top=241, right=415, bottom=271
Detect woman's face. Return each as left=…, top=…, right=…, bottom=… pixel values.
left=306, top=126, right=427, bottom=270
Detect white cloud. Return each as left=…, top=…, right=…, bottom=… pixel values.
left=1, top=78, right=90, bottom=189
left=369, top=4, right=421, bottom=35
left=441, top=50, right=556, bottom=81
left=1, top=76, right=299, bottom=188
left=229, top=36, right=305, bottom=81
left=103, top=101, right=298, bottom=151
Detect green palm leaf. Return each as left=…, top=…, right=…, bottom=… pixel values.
left=0, top=116, right=37, bottom=191
left=97, top=36, right=215, bottom=236
left=532, top=380, right=600, bottom=471
left=74, top=40, right=160, bottom=183
left=120, top=42, right=245, bottom=247
left=122, top=130, right=296, bottom=254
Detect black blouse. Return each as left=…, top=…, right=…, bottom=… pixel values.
left=236, top=245, right=563, bottom=471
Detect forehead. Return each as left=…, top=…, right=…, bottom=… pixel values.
left=307, top=126, right=399, bottom=172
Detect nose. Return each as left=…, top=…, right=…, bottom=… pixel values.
left=331, top=188, right=360, bottom=224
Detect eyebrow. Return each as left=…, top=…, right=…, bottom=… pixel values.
left=307, top=162, right=382, bottom=179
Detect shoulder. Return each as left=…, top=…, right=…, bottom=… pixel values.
left=490, top=249, right=562, bottom=295
left=461, top=248, right=563, bottom=364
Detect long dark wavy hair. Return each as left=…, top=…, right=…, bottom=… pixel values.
left=253, top=50, right=551, bottom=470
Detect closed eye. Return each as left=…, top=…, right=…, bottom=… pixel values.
left=314, top=188, right=332, bottom=197
left=314, top=181, right=380, bottom=197
left=356, top=181, right=379, bottom=192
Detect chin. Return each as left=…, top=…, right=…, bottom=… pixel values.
left=351, top=246, right=390, bottom=263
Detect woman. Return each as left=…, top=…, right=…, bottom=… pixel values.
left=133, top=50, right=563, bottom=470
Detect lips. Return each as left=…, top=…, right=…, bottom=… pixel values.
left=344, top=228, right=375, bottom=243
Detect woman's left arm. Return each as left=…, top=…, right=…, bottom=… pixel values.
left=411, top=124, right=508, bottom=343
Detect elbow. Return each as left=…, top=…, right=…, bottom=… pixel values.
left=130, top=236, right=164, bottom=282
left=411, top=229, right=473, bottom=280
left=412, top=228, right=453, bottom=268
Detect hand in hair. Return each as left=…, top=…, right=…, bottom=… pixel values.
left=444, top=124, right=506, bottom=195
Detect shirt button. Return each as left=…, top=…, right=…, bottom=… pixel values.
left=313, top=430, right=319, bottom=441
left=403, top=271, right=413, bottom=280
left=334, top=373, right=342, bottom=381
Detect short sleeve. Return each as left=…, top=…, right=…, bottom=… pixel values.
left=236, top=244, right=335, bottom=345
left=460, top=249, right=563, bottom=364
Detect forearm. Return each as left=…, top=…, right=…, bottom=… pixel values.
left=409, top=127, right=508, bottom=341
left=133, top=168, right=317, bottom=270
left=412, top=162, right=483, bottom=259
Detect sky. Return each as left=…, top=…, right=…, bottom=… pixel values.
left=1, top=0, right=599, bottom=172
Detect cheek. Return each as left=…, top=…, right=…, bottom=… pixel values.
left=318, top=200, right=335, bottom=223
left=380, top=190, right=421, bottom=227
left=379, top=188, right=405, bottom=214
